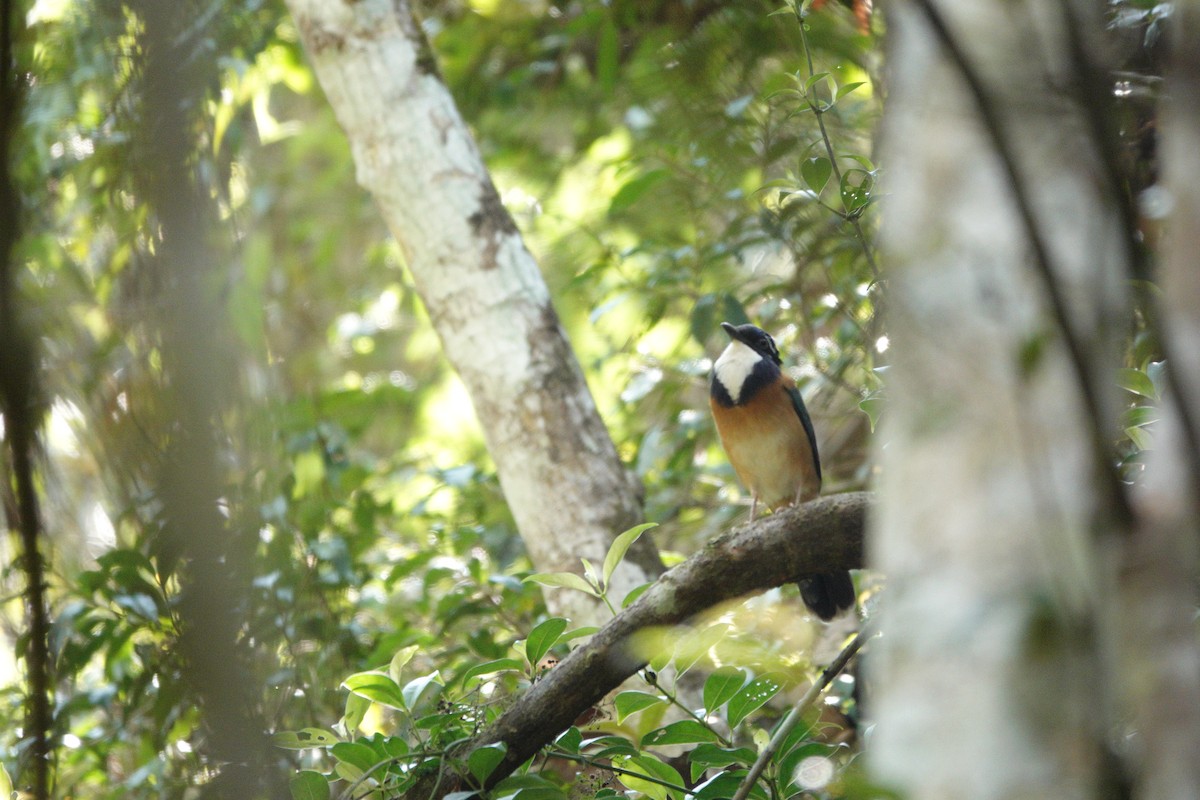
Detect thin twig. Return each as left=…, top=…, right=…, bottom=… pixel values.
left=732, top=623, right=875, bottom=800
left=909, top=0, right=1135, bottom=533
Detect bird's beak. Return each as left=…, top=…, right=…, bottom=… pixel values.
left=720, top=321, right=738, bottom=339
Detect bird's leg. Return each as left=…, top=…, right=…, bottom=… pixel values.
left=749, top=493, right=759, bottom=522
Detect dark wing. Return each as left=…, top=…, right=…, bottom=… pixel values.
left=785, top=382, right=821, bottom=485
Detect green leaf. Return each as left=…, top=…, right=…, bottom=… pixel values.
left=603, top=523, right=657, bottom=586
left=836, top=81, right=865, bottom=100
left=839, top=168, right=874, bottom=214
left=703, top=666, right=748, bottom=713
left=800, top=156, right=832, bottom=196
left=555, top=726, right=583, bottom=754
left=525, top=572, right=598, bottom=596
left=1121, top=405, right=1159, bottom=430
left=1126, top=425, right=1153, bottom=450
left=289, top=771, right=330, bottom=800
left=727, top=674, right=784, bottom=727
left=613, top=754, right=685, bottom=800
left=468, top=743, right=507, bottom=785
left=614, top=690, right=667, bottom=722
left=491, top=775, right=569, bottom=800
left=524, top=617, right=569, bottom=666
left=622, top=582, right=653, bottom=608
left=590, top=735, right=640, bottom=760
left=859, top=394, right=884, bottom=432
left=560, top=626, right=599, bottom=644
left=692, top=772, right=743, bottom=800
left=331, top=741, right=378, bottom=773
left=581, top=558, right=601, bottom=588
left=343, top=671, right=407, bottom=711
left=803, top=71, right=833, bottom=95
left=273, top=728, right=340, bottom=750
left=460, top=658, right=524, bottom=689
left=641, top=720, right=722, bottom=747
left=688, top=744, right=757, bottom=782
left=610, top=169, right=669, bottom=213
left=341, top=691, right=370, bottom=735
left=401, top=671, right=443, bottom=714
left=1118, top=367, right=1157, bottom=399
left=389, top=644, right=421, bottom=684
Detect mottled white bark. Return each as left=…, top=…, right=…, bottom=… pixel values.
left=1121, top=6, right=1200, bottom=798
left=282, top=0, right=661, bottom=623
left=870, top=3, right=1127, bottom=799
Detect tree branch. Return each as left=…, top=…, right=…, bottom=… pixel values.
left=402, top=492, right=869, bottom=800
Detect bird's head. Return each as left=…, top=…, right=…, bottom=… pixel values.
left=719, top=322, right=782, bottom=365
left=712, top=322, right=782, bottom=405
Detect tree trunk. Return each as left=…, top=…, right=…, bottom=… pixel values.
left=869, top=2, right=1128, bottom=798
left=282, top=0, right=662, bottom=623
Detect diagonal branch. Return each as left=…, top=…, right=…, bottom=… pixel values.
left=401, top=492, right=870, bottom=800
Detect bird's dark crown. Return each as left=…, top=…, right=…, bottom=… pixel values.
left=720, top=322, right=782, bottom=366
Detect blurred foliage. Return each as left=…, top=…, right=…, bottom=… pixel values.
left=1, top=0, right=1168, bottom=797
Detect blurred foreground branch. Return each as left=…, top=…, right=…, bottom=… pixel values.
left=0, top=2, right=52, bottom=798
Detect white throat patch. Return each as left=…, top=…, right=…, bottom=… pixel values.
left=713, top=340, right=762, bottom=404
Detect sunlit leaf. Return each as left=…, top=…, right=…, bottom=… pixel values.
left=603, top=523, right=657, bottom=587
left=341, top=692, right=370, bottom=735
left=401, top=671, right=443, bottom=714
left=612, top=754, right=685, bottom=800
left=389, top=644, right=420, bottom=684
left=728, top=674, right=784, bottom=727
left=343, top=672, right=406, bottom=711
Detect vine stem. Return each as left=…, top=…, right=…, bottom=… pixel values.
left=731, top=622, right=875, bottom=800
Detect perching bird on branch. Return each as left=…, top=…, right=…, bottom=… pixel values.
left=709, top=322, right=856, bottom=621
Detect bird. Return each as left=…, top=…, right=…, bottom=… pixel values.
left=709, top=321, right=855, bottom=621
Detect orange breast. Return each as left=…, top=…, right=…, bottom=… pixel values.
left=710, top=383, right=819, bottom=510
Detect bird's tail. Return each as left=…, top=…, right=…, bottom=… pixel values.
left=797, top=572, right=856, bottom=621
